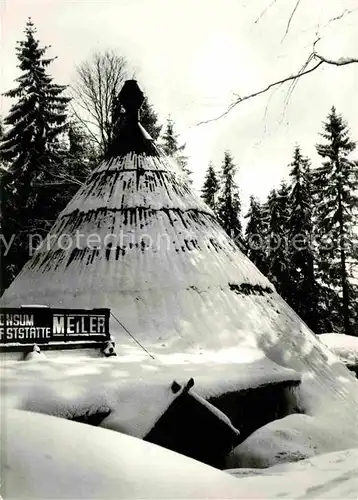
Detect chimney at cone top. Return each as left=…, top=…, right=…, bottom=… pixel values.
left=109, top=80, right=155, bottom=157
left=118, top=80, right=144, bottom=121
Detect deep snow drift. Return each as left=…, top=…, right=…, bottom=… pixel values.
left=2, top=352, right=300, bottom=439
left=226, top=412, right=358, bottom=468
left=2, top=349, right=357, bottom=468
left=1, top=410, right=241, bottom=499
left=2, top=410, right=358, bottom=499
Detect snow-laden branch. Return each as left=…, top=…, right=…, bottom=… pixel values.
left=314, top=54, right=358, bottom=66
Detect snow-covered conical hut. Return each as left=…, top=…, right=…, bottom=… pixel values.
left=2, top=81, right=357, bottom=415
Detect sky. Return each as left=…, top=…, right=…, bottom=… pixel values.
left=1, top=0, right=357, bottom=211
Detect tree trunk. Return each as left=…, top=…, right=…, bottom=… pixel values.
left=337, top=185, right=351, bottom=335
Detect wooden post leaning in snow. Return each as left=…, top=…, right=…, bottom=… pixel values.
left=144, top=378, right=240, bottom=469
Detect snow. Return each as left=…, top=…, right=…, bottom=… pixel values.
left=226, top=411, right=358, bottom=469
left=1, top=353, right=299, bottom=439
left=1, top=409, right=242, bottom=499
left=2, top=409, right=358, bottom=499
left=3, top=350, right=356, bottom=471
left=62, top=154, right=212, bottom=214
left=350, top=257, right=358, bottom=286
left=319, top=333, right=358, bottom=367
left=1, top=138, right=358, bottom=469
left=225, top=448, right=358, bottom=499
left=24, top=344, right=47, bottom=361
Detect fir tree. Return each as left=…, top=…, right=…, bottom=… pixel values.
left=245, top=196, right=267, bottom=274
left=277, top=180, right=291, bottom=226
left=217, top=151, right=242, bottom=244
left=27, top=121, right=95, bottom=243
left=266, top=184, right=291, bottom=299
left=0, top=117, right=4, bottom=140
left=0, top=19, right=70, bottom=291
left=1, top=20, right=69, bottom=181
left=201, top=162, right=219, bottom=211
left=140, top=97, right=162, bottom=140
left=161, top=116, right=177, bottom=156
left=161, top=116, right=192, bottom=184
left=313, top=107, right=358, bottom=334
left=0, top=117, right=7, bottom=168
left=288, top=146, right=318, bottom=330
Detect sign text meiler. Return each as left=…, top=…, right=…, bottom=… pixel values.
left=0, top=307, right=110, bottom=346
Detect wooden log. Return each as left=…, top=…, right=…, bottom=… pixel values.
left=144, top=378, right=239, bottom=469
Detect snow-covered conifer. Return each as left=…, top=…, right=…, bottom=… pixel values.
left=161, top=116, right=192, bottom=184
left=266, top=183, right=291, bottom=300
left=217, top=151, right=242, bottom=245
left=0, top=19, right=70, bottom=290
left=288, top=146, right=318, bottom=330
left=201, top=162, right=219, bottom=211
left=245, top=195, right=268, bottom=274
left=313, top=107, right=358, bottom=334
left=140, top=97, right=162, bottom=140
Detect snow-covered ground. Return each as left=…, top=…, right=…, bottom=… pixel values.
left=2, top=348, right=357, bottom=470
left=320, top=333, right=358, bottom=367
left=1, top=350, right=300, bottom=438
left=1, top=410, right=241, bottom=500
left=226, top=447, right=358, bottom=498
left=226, top=412, right=357, bottom=468
left=2, top=410, right=358, bottom=499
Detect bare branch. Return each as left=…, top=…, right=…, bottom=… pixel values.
left=69, top=103, right=102, bottom=147
left=71, top=50, right=128, bottom=156
left=46, top=164, right=87, bottom=187
left=282, top=0, right=301, bottom=40
left=258, top=1, right=357, bottom=41
left=37, top=152, right=91, bottom=188
left=255, top=0, right=278, bottom=24
left=325, top=7, right=358, bottom=26
left=32, top=181, right=83, bottom=187
left=283, top=53, right=314, bottom=107
left=197, top=58, right=323, bottom=125
left=198, top=29, right=357, bottom=127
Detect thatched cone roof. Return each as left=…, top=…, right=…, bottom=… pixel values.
left=2, top=81, right=357, bottom=412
